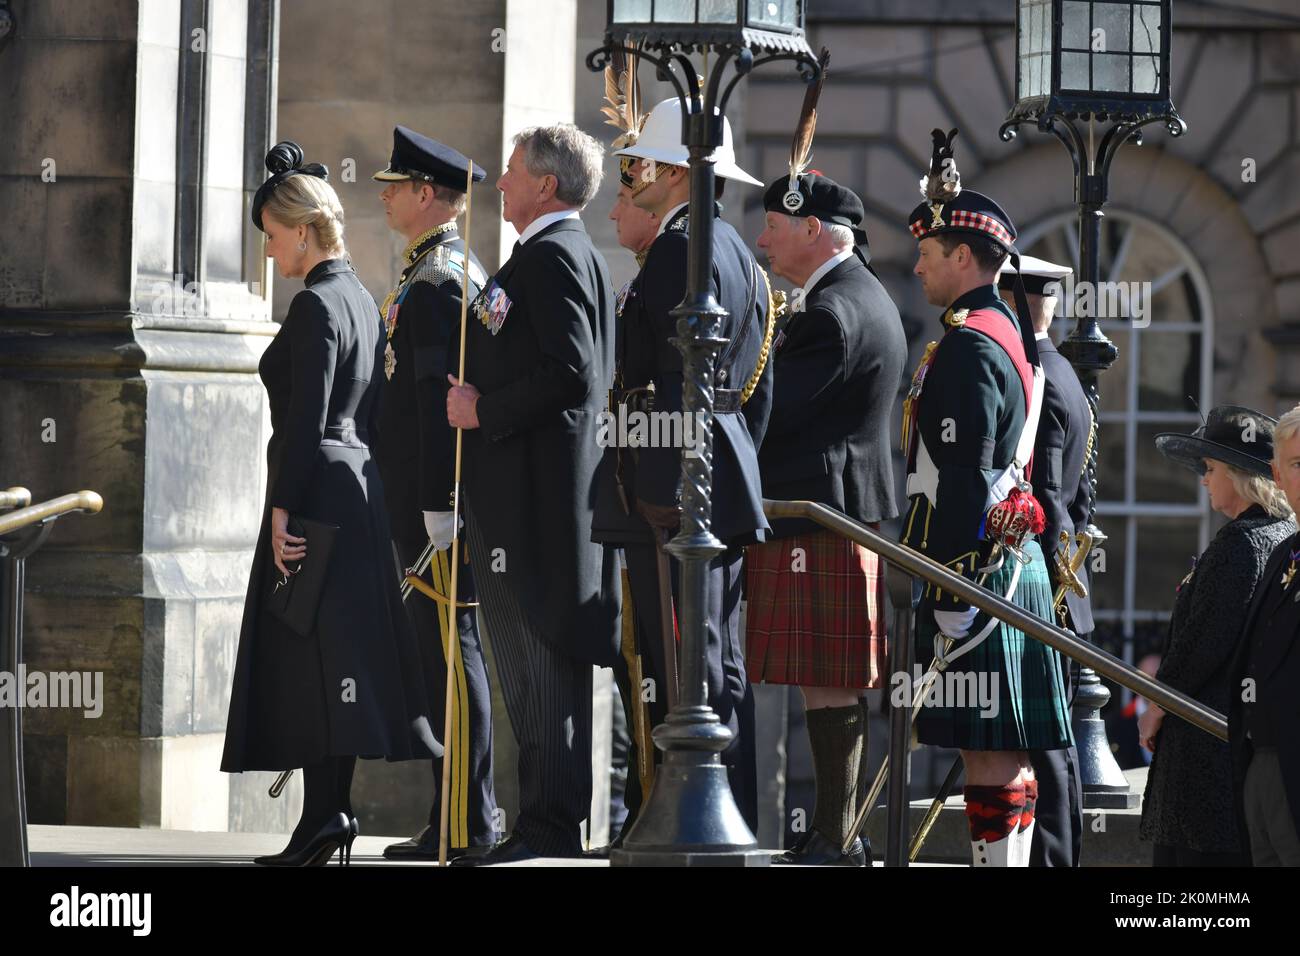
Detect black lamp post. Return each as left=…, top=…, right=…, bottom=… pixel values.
left=587, top=0, right=821, bottom=866
left=999, top=0, right=1186, bottom=810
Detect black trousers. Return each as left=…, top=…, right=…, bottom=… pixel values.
left=464, top=511, right=592, bottom=857
left=1028, top=744, right=1083, bottom=866
left=394, top=533, right=498, bottom=848
left=1028, top=657, right=1082, bottom=866
left=613, top=542, right=758, bottom=837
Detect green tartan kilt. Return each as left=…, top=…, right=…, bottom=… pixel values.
left=914, top=541, right=1074, bottom=752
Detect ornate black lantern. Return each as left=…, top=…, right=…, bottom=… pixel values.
left=1010, top=0, right=1174, bottom=124
left=590, top=1, right=820, bottom=867
left=1001, top=0, right=1184, bottom=812
left=608, top=0, right=808, bottom=51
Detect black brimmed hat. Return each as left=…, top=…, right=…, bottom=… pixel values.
left=1155, top=405, right=1278, bottom=478
left=251, top=141, right=328, bottom=232
left=373, top=126, right=485, bottom=190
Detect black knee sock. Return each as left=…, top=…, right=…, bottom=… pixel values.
left=806, top=703, right=866, bottom=845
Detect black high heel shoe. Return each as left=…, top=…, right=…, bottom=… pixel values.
left=254, top=812, right=351, bottom=867
left=344, top=816, right=359, bottom=866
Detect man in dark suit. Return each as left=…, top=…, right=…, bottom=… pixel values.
left=446, top=124, right=620, bottom=864
left=748, top=172, right=906, bottom=865
left=999, top=255, right=1089, bottom=867
left=370, top=126, right=499, bottom=862
left=592, top=97, right=774, bottom=834
left=1230, top=409, right=1300, bottom=866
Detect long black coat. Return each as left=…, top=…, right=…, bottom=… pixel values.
left=1139, top=504, right=1293, bottom=854
left=1031, top=337, right=1095, bottom=634
left=222, top=258, right=438, bottom=772
left=591, top=204, right=772, bottom=548
left=758, top=254, right=906, bottom=538
left=461, top=216, right=621, bottom=667
left=1230, top=527, right=1300, bottom=851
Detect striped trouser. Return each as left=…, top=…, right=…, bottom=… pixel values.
left=464, top=506, right=593, bottom=857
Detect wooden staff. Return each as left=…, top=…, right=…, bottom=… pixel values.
left=439, top=162, right=475, bottom=867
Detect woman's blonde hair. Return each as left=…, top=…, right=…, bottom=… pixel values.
left=261, top=174, right=346, bottom=255
left=1223, top=460, right=1293, bottom=519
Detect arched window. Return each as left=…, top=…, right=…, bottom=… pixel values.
left=1017, top=209, right=1215, bottom=681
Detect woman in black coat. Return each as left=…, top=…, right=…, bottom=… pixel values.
left=1138, top=405, right=1295, bottom=865
left=222, top=144, right=438, bottom=866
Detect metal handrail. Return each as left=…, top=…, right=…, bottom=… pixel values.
left=0, top=488, right=31, bottom=511
left=763, top=499, right=1226, bottom=742
left=0, top=491, right=104, bottom=537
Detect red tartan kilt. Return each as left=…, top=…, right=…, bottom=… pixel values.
left=744, top=529, right=887, bottom=689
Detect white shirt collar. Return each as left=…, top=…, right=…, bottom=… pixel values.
left=801, top=249, right=854, bottom=298
left=518, top=208, right=580, bottom=246
left=656, top=202, right=690, bottom=238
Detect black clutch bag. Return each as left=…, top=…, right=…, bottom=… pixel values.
left=265, top=515, right=339, bottom=636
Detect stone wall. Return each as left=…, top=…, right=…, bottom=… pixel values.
left=1, top=0, right=282, bottom=830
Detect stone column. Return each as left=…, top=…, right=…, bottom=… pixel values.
left=0, top=0, right=287, bottom=832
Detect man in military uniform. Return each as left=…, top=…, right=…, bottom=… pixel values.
left=599, top=165, right=663, bottom=846
left=749, top=171, right=907, bottom=865
left=591, top=97, right=774, bottom=835
left=370, top=126, right=498, bottom=861
left=998, top=255, right=1089, bottom=867
left=901, top=129, right=1073, bottom=866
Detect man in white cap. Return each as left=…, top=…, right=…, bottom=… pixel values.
left=593, top=97, right=776, bottom=834
left=998, top=253, right=1090, bottom=867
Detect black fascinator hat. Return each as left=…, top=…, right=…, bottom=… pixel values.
left=251, top=141, right=329, bottom=231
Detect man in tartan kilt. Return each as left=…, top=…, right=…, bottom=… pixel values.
left=749, top=171, right=907, bottom=866
left=902, top=129, right=1074, bottom=867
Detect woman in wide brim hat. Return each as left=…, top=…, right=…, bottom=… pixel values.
left=1139, top=405, right=1295, bottom=865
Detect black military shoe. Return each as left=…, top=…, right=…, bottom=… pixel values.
left=771, top=830, right=871, bottom=867
left=448, top=834, right=542, bottom=867
left=382, top=825, right=476, bottom=862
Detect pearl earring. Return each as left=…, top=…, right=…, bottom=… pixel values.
left=297, top=241, right=307, bottom=252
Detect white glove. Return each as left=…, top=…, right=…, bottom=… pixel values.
left=423, top=511, right=458, bottom=551
left=934, top=607, right=978, bottom=640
